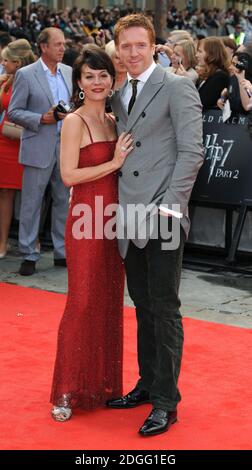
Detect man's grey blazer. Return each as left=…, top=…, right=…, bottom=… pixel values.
left=8, top=60, right=72, bottom=169
left=111, top=64, right=203, bottom=258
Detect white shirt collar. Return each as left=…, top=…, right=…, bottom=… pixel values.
left=127, top=61, right=157, bottom=84
left=40, top=57, right=60, bottom=74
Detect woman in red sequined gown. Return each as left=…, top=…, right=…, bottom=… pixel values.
left=50, top=46, right=133, bottom=421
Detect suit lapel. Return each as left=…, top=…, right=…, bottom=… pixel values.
left=112, top=80, right=128, bottom=124
left=58, top=64, right=72, bottom=96
left=126, top=65, right=166, bottom=132
left=34, top=60, right=54, bottom=106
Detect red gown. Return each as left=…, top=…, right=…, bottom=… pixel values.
left=0, top=83, right=23, bottom=189
left=50, top=116, right=124, bottom=410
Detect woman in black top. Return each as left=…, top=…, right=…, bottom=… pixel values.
left=196, top=37, right=230, bottom=110
left=229, top=51, right=252, bottom=112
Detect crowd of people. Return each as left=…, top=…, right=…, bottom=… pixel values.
left=1, top=3, right=252, bottom=436
left=1, top=2, right=252, bottom=46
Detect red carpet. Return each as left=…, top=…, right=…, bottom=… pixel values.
left=0, top=282, right=251, bottom=450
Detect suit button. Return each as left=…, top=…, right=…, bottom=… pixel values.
left=136, top=141, right=141, bottom=147
left=118, top=171, right=122, bottom=177
left=115, top=116, right=119, bottom=122
left=133, top=171, right=139, bottom=177
left=141, top=112, right=146, bottom=118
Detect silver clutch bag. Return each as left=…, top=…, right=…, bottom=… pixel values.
left=2, top=120, right=23, bottom=140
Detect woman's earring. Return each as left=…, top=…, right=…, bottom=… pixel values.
left=108, top=89, right=114, bottom=98
left=79, top=89, right=85, bottom=101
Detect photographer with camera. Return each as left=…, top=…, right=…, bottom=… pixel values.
left=217, top=50, right=252, bottom=114
left=8, top=28, right=72, bottom=275
left=239, top=78, right=252, bottom=110
left=232, top=52, right=252, bottom=111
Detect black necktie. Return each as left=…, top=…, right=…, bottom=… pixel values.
left=128, top=79, right=139, bottom=115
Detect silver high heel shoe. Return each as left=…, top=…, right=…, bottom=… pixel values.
left=51, top=406, right=72, bottom=422
left=51, top=393, right=72, bottom=422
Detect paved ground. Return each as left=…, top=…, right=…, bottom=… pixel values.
left=0, top=242, right=251, bottom=329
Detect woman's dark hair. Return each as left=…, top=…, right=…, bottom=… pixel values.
left=72, top=44, right=116, bottom=109
left=199, top=37, right=230, bottom=79
left=62, top=47, right=79, bottom=67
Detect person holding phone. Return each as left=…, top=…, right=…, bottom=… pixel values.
left=169, top=40, right=198, bottom=84
left=156, top=30, right=191, bottom=63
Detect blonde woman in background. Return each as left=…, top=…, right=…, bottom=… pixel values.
left=105, top=40, right=127, bottom=90
left=0, top=39, right=35, bottom=258
left=169, top=39, right=198, bottom=83
left=156, top=30, right=192, bottom=64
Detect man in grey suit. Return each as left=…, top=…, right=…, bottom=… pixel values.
left=106, top=15, right=203, bottom=436
left=8, top=28, right=72, bottom=275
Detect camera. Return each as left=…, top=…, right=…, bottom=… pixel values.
left=53, top=100, right=71, bottom=122
left=235, top=58, right=249, bottom=72
left=55, top=100, right=71, bottom=114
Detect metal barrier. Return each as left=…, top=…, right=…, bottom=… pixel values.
left=189, top=109, right=252, bottom=266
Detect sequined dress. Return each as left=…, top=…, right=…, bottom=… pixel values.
left=50, top=116, right=124, bottom=409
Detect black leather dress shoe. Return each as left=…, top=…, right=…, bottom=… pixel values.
left=139, top=408, right=177, bottom=436
left=54, top=258, right=67, bottom=267
left=19, top=260, right=36, bottom=276
left=106, top=387, right=150, bottom=408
